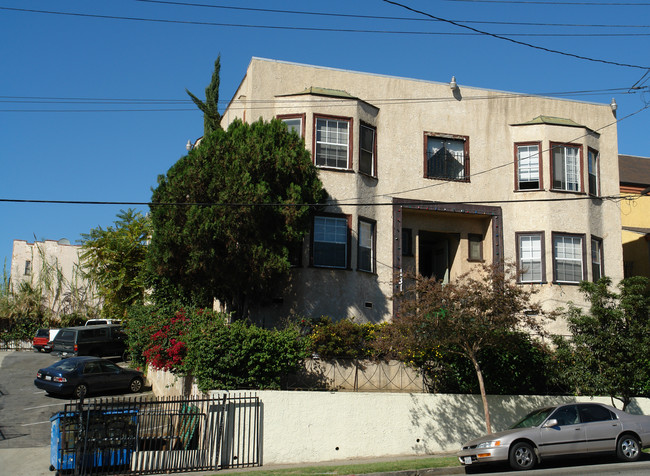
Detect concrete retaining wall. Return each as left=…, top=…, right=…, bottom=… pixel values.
left=146, top=365, right=650, bottom=465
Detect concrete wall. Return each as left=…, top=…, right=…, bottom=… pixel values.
left=147, top=365, right=650, bottom=465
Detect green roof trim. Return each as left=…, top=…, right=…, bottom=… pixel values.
left=513, top=115, right=586, bottom=128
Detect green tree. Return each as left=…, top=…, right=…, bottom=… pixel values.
left=379, top=263, right=549, bottom=434
left=80, top=209, right=151, bottom=319
left=186, top=55, right=222, bottom=136
left=148, top=118, right=325, bottom=316
left=553, top=276, right=650, bottom=411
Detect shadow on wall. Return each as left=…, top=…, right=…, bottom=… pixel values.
left=408, top=394, right=578, bottom=452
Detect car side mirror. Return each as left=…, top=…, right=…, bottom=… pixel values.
left=543, top=419, right=559, bottom=428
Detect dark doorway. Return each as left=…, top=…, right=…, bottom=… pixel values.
left=418, top=231, right=459, bottom=283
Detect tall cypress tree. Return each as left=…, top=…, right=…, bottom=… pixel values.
left=186, top=55, right=221, bottom=136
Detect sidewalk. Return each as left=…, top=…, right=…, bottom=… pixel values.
left=0, top=446, right=463, bottom=476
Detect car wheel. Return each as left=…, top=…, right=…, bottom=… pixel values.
left=617, top=434, right=641, bottom=462
left=129, top=377, right=143, bottom=393
left=509, top=442, right=535, bottom=471
left=73, top=384, right=88, bottom=399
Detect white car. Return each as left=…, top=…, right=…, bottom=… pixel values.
left=458, top=403, right=650, bottom=471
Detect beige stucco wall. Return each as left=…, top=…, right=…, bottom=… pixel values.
left=222, top=58, right=623, bottom=335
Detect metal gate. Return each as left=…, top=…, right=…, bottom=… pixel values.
left=52, top=393, right=261, bottom=475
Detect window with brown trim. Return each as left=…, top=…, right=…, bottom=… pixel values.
left=591, top=236, right=604, bottom=281
left=358, top=218, right=376, bottom=273
left=314, top=115, right=352, bottom=170
left=552, top=232, right=586, bottom=283
left=588, top=148, right=600, bottom=196
left=278, top=113, right=306, bottom=138
left=359, top=123, right=376, bottom=177
left=551, top=142, right=583, bottom=192
left=424, top=133, right=469, bottom=181
left=517, top=232, right=545, bottom=283
left=311, top=214, right=351, bottom=269
left=515, top=142, right=542, bottom=191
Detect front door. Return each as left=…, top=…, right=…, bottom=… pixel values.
left=419, top=232, right=458, bottom=283
left=538, top=405, right=588, bottom=457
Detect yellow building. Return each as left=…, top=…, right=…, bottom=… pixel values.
left=619, top=154, right=650, bottom=279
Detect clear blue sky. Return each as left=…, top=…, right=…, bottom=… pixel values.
left=2, top=0, right=649, bottom=274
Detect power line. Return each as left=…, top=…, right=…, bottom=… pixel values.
left=2, top=6, right=650, bottom=38
left=443, top=0, right=650, bottom=5
left=134, top=0, right=650, bottom=29
left=382, top=0, right=650, bottom=70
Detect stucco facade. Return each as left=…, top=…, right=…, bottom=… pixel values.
left=222, top=58, right=623, bottom=335
left=10, top=239, right=96, bottom=317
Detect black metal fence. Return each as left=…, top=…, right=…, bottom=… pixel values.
left=51, top=393, right=261, bottom=475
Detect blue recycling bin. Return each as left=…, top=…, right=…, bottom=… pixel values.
left=49, top=408, right=138, bottom=472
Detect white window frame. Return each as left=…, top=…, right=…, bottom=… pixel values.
left=553, top=233, right=585, bottom=284
left=315, top=116, right=351, bottom=170
left=358, top=218, right=375, bottom=273
left=552, top=143, right=582, bottom=192
left=516, top=142, right=541, bottom=190
left=517, top=233, right=544, bottom=283
left=312, top=215, right=349, bottom=269
left=279, top=114, right=304, bottom=138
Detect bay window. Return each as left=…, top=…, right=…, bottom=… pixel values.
left=553, top=233, right=586, bottom=283
left=551, top=143, right=582, bottom=192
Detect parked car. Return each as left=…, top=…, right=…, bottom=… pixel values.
left=32, top=328, right=52, bottom=352
left=458, top=403, right=650, bottom=471
left=52, top=324, right=127, bottom=358
left=34, top=356, right=144, bottom=398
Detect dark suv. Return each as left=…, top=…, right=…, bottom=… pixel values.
left=52, top=324, right=127, bottom=359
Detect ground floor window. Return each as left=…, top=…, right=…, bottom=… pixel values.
left=553, top=233, right=585, bottom=283
left=312, top=215, right=349, bottom=268
left=517, top=233, right=544, bottom=283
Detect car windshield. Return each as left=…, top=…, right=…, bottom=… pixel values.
left=36, top=329, right=49, bottom=337
left=510, top=407, right=555, bottom=429
left=50, top=360, right=79, bottom=372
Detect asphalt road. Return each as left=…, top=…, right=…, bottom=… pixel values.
left=0, top=350, right=152, bottom=449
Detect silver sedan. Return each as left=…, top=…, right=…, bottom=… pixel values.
left=458, top=403, right=650, bottom=471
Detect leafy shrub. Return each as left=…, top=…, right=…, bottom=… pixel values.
left=306, top=317, right=385, bottom=360
left=183, top=313, right=307, bottom=392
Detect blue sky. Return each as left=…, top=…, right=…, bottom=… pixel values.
left=1, top=0, right=649, bottom=274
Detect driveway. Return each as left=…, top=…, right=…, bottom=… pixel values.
left=0, top=350, right=152, bottom=475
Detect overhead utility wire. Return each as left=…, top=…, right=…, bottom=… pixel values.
left=382, top=0, right=650, bottom=70
left=1, top=6, right=649, bottom=37
left=336, top=102, right=650, bottom=203
left=2, top=104, right=648, bottom=209
left=134, top=0, right=650, bottom=28
left=444, top=0, right=650, bottom=5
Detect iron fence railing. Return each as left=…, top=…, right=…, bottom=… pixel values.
left=51, top=393, right=260, bottom=475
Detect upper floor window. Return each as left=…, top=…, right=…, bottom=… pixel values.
left=551, top=143, right=582, bottom=192
left=24, top=260, right=32, bottom=276
left=358, top=218, right=376, bottom=273
left=517, top=233, right=544, bottom=283
left=312, top=215, right=350, bottom=269
left=315, top=115, right=351, bottom=170
left=553, top=233, right=585, bottom=284
left=515, top=142, right=541, bottom=190
left=588, top=148, right=600, bottom=196
left=359, top=123, right=376, bottom=177
left=279, top=114, right=305, bottom=138
left=591, top=236, right=603, bottom=281
left=425, top=134, right=468, bottom=181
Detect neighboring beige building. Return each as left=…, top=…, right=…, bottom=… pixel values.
left=10, top=239, right=97, bottom=317
left=619, top=154, right=650, bottom=279
left=221, top=58, right=623, bottom=335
